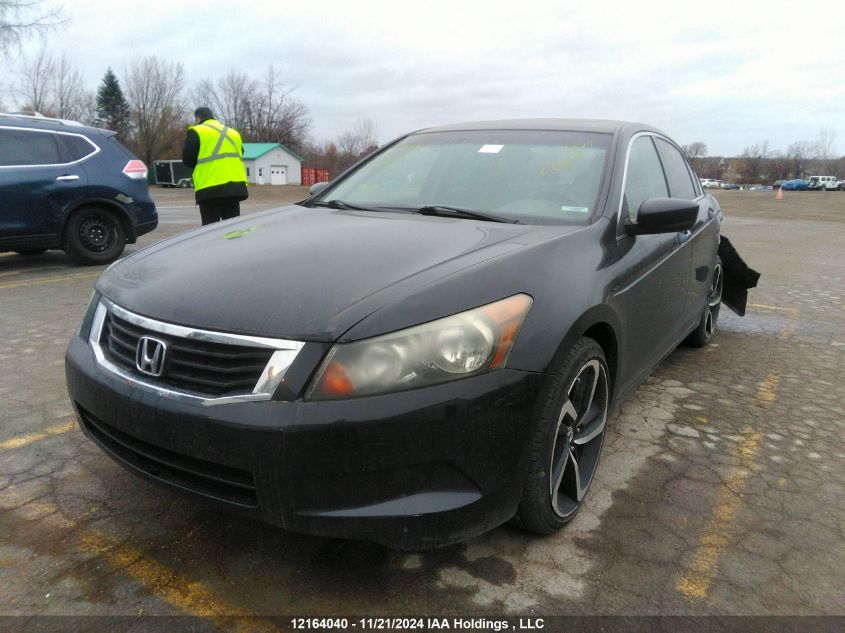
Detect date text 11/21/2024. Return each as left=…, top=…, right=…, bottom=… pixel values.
left=290, top=617, right=546, bottom=630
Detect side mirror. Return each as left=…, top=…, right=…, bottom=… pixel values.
left=309, top=181, right=329, bottom=196
left=625, top=198, right=698, bottom=235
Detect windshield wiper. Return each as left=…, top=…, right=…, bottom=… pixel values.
left=416, top=205, right=520, bottom=224
left=313, top=199, right=383, bottom=212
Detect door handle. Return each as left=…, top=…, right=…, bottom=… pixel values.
left=677, top=230, right=692, bottom=244
left=56, top=175, right=80, bottom=181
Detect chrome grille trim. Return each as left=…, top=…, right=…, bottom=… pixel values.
left=89, top=297, right=305, bottom=406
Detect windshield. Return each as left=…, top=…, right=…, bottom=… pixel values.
left=316, top=130, right=611, bottom=225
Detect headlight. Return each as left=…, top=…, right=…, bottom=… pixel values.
left=305, top=294, right=532, bottom=400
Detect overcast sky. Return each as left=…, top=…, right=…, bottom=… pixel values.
left=6, top=0, right=844, bottom=156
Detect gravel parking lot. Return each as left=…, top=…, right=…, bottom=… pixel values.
left=1, top=187, right=843, bottom=628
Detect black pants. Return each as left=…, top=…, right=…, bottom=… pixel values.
left=199, top=197, right=241, bottom=226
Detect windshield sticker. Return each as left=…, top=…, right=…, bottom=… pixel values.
left=561, top=206, right=589, bottom=214
left=478, top=144, right=504, bottom=154
left=222, top=227, right=256, bottom=240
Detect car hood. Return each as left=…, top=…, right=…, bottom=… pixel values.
left=97, top=205, right=547, bottom=341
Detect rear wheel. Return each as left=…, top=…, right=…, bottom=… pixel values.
left=514, top=338, right=609, bottom=534
left=63, top=207, right=125, bottom=265
left=684, top=257, right=723, bottom=347
left=14, top=247, right=48, bottom=256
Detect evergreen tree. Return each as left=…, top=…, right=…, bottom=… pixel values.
left=96, top=68, right=130, bottom=142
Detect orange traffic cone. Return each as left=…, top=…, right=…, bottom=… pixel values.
left=775, top=187, right=783, bottom=201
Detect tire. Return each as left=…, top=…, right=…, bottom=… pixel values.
left=513, top=337, right=610, bottom=534
left=684, top=257, right=723, bottom=347
left=14, top=247, right=48, bottom=256
left=63, top=207, right=126, bottom=266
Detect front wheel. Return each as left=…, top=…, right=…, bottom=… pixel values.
left=514, top=338, right=610, bottom=534
left=63, top=207, right=126, bottom=265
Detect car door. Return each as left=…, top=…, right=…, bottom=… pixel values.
left=0, top=127, right=89, bottom=239
left=611, top=134, right=691, bottom=383
left=655, top=137, right=720, bottom=330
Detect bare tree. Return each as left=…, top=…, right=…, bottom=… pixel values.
left=195, top=65, right=312, bottom=152
left=14, top=48, right=94, bottom=121
left=337, top=118, right=378, bottom=158
left=681, top=141, right=707, bottom=174
left=681, top=142, right=707, bottom=160
left=786, top=140, right=814, bottom=179
left=123, top=56, right=187, bottom=165
left=736, top=140, right=770, bottom=182
left=0, top=0, right=64, bottom=57
left=244, top=65, right=311, bottom=151
left=52, top=54, right=92, bottom=121
left=192, top=71, right=256, bottom=132
left=308, top=118, right=380, bottom=174
left=352, top=117, right=378, bottom=153
left=814, top=127, right=837, bottom=172
left=15, top=46, right=53, bottom=112
left=303, top=139, right=346, bottom=176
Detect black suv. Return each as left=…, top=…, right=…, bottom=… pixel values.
left=0, top=113, right=157, bottom=265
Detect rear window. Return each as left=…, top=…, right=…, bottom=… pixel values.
left=0, top=128, right=62, bottom=166
left=58, top=134, right=98, bottom=161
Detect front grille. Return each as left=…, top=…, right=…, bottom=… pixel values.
left=78, top=405, right=258, bottom=508
left=101, top=311, right=274, bottom=397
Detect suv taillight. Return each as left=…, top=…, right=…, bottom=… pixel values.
left=123, top=160, right=148, bottom=180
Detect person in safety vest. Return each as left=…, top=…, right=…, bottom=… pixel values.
left=182, top=107, right=249, bottom=226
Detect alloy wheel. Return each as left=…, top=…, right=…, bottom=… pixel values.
left=705, top=262, right=723, bottom=337
left=549, top=358, right=609, bottom=518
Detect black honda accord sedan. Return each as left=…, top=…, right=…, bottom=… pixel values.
left=66, top=119, right=733, bottom=550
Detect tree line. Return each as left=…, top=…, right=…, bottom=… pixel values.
left=1, top=46, right=379, bottom=174
left=682, top=129, right=843, bottom=184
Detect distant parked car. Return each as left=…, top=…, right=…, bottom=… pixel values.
left=0, top=112, right=157, bottom=264
left=807, top=176, right=838, bottom=191
left=720, top=183, right=741, bottom=190
left=782, top=179, right=809, bottom=191
left=700, top=178, right=721, bottom=188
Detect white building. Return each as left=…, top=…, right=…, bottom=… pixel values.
left=242, top=143, right=303, bottom=185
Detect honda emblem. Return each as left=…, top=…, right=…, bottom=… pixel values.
left=135, top=336, right=167, bottom=377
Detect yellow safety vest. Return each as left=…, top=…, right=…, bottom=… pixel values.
left=189, top=119, right=247, bottom=192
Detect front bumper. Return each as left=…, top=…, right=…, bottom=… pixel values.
left=66, top=335, right=545, bottom=550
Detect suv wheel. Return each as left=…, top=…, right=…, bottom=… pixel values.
left=64, top=207, right=126, bottom=265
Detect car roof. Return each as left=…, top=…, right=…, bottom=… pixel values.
left=412, top=118, right=662, bottom=136
left=0, top=113, right=108, bottom=136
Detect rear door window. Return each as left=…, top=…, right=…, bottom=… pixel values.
left=0, top=129, right=63, bottom=166
left=656, top=138, right=698, bottom=200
